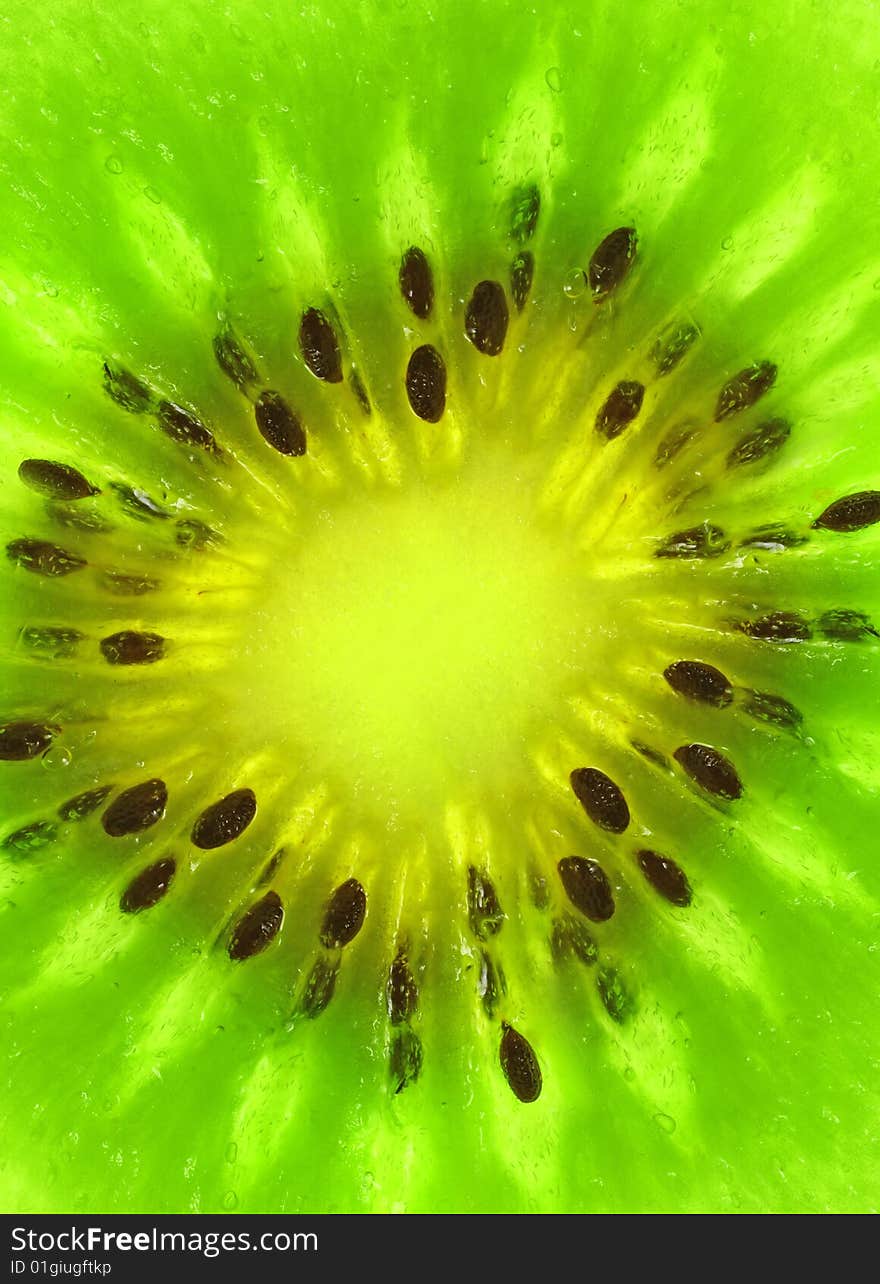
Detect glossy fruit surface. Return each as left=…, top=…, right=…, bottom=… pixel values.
left=1, top=0, right=878, bottom=1213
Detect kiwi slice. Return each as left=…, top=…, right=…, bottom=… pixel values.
left=1, top=1, right=878, bottom=1216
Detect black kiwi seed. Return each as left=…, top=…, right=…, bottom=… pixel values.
left=636, top=850, right=692, bottom=907
left=320, top=878, right=367, bottom=948
left=398, top=246, right=434, bottom=320
left=100, top=630, right=166, bottom=666
left=349, top=369, right=372, bottom=415
left=157, top=401, right=218, bottom=452
left=737, top=611, right=812, bottom=643
left=20, top=626, right=84, bottom=659
left=301, top=956, right=339, bottom=1019
left=100, top=571, right=160, bottom=597
left=588, top=226, right=637, bottom=301
left=596, top=966, right=630, bottom=1023
left=254, top=389, right=307, bottom=457
left=464, top=280, right=509, bottom=356
left=529, top=868, right=550, bottom=910
left=510, top=251, right=535, bottom=312
left=4, top=820, right=58, bottom=855
left=0, top=720, right=59, bottom=761
left=213, top=327, right=259, bottom=390
left=58, top=784, right=113, bottom=822
left=405, top=345, right=446, bottom=422
left=726, top=417, right=791, bottom=469
left=387, top=949, right=419, bottom=1025
left=467, top=865, right=505, bottom=939
left=228, top=891, right=284, bottom=961
left=813, top=491, right=880, bottom=533
left=175, top=519, right=219, bottom=551
left=120, top=857, right=176, bottom=914
left=655, top=424, right=694, bottom=468
left=557, top=855, right=615, bottom=923
left=390, top=1027, right=423, bottom=1093
left=110, top=483, right=169, bottom=521
left=674, top=744, right=743, bottom=800
left=631, top=741, right=671, bottom=772
left=595, top=380, right=645, bottom=440
left=818, top=608, right=879, bottom=641
left=651, top=320, right=700, bottom=376
left=551, top=914, right=598, bottom=966
left=18, top=459, right=99, bottom=500
left=663, top=659, right=733, bottom=707
left=45, top=501, right=112, bottom=534
left=299, top=308, right=343, bottom=383
left=499, top=1023, right=542, bottom=1103
left=256, top=848, right=285, bottom=886
left=7, top=538, right=86, bottom=577
left=103, top=362, right=153, bottom=414
left=568, top=917, right=599, bottom=966
left=714, top=360, right=777, bottom=422
left=569, top=767, right=630, bottom=833
left=479, top=950, right=506, bottom=1017
left=509, top=183, right=541, bottom=244
left=550, top=917, right=570, bottom=962
left=655, top=524, right=729, bottom=560
left=191, top=788, right=257, bottom=850
left=740, top=524, right=808, bottom=552
left=743, top=690, right=803, bottom=730
left=102, top=779, right=168, bottom=838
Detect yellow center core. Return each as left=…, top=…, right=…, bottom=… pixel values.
left=237, top=450, right=616, bottom=824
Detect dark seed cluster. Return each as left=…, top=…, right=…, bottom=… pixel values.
left=297, top=878, right=368, bottom=1023
left=4, top=178, right=874, bottom=1116
left=387, top=946, right=422, bottom=1093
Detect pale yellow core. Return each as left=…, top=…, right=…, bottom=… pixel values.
left=238, top=450, right=617, bottom=824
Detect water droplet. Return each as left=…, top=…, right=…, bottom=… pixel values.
left=550, top=132, right=563, bottom=148
left=623, top=1066, right=636, bottom=1082
left=545, top=66, right=562, bottom=93
left=225, top=1142, right=238, bottom=1164
left=42, top=743, right=72, bottom=771
left=563, top=269, right=586, bottom=299
left=222, top=1189, right=239, bottom=1209
left=105, top=155, right=123, bottom=175
left=653, top=1111, right=677, bottom=1135
left=721, top=236, right=733, bottom=250
left=143, top=186, right=161, bottom=204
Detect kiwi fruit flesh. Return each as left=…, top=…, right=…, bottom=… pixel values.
left=1, top=0, right=879, bottom=1215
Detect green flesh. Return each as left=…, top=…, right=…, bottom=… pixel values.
left=1, top=0, right=879, bottom=1213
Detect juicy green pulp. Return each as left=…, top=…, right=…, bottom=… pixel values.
left=1, top=0, right=879, bottom=1213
